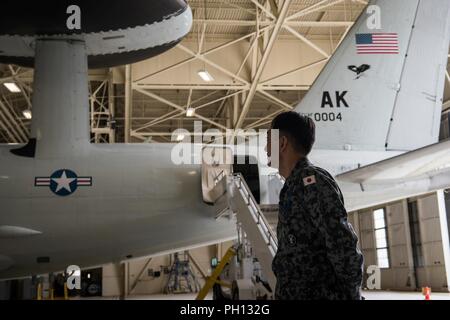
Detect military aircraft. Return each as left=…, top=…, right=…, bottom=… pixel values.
left=1, top=0, right=450, bottom=280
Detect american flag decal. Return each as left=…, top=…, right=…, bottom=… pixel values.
left=355, top=33, right=399, bottom=54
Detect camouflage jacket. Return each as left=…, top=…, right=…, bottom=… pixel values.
left=272, top=158, right=364, bottom=300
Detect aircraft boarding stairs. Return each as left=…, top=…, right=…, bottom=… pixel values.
left=200, top=147, right=284, bottom=299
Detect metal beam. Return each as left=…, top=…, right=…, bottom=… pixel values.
left=235, top=0, right=293, bottom=131
left=443, top=100, right=450, bottom=111
left=2, top=71, right=114, bottom=83
left=259, top=85, right=310, bottom=90
left=108, top=69, right=116, bottom=143
left=0, top=69, right=33, bottom=85
left=0, top=99, right=26, bottom=142
left=236, top=34, right=260, bottom=79
left=198, top=23, right=208, bottom=54
left=132, top=109, right=183, bottom=133
left=245, top=109, right=283, bottom=130
left=245, top=118, right=275, bottom=130
left=126, top=25, right=263, bottom=84
left=134, top=56, right=197, bottom=83
left=286, top=0, right=346, bottom=22
left=256, top=90, right=294, bottom=110
left=0, top=122, right=9, bottom=142
left=0, top=109, right=20, bottom=143
left=233, top=94, right=239, bottom=129
left=177, top=44, right=250, bottom=85
left=129, top=258, right=153, bottom=294
left=249, top=0, right=276, bottom=20
left=352, top=0, right=369, bottom=5
left=134, top=26, right=272, bottom=84
left=0, top=118, right=16, bottom=143
left=215, top=0, right=256, bottom=16
left=226, top=96, right=232, bottom=129
left=335, top=24, right=353, bottom=49
left=267, top=0, right=279, bottom=15
left=195, top=90, right=244, bottom=111
left=209, top=90, right=233, bottom=130
left=284, top=25, right=330, bottom=58
left=132, top=131, right=260, bottom=137
left=2, top=96, right=29, bottom=136
left=132, top=26, right=271, bottom=86
left=187, top=252, right=208, bottom=279
left=125, top=65, right=132, bottom=143
left=15, top=82, right=32, bottom=109
left=191, top=90, right=221, bottom=106
left=203, top=25, right=272, bottom=56
left=260, top=58, right=328, bottom=84
left=123, top=262, right=129, bottom=299
left=120, top=116, right=231, bottom=121
left=134, top=84, right=249, bottom=90
left=186, top=88, right=193, bottom=109
left=134, top=88, right=227, bottom=130
left=192, top=19, right=353, bottom=28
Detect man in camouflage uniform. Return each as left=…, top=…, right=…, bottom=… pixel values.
left=266, top=112, right=364, bottom=300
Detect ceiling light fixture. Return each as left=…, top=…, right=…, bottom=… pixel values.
left=22, top=110, right=32, bottom=119
left=198, top=70, right=214, bottom=82
left=186, top=107, right=195, bottom=117
left=3, top=82, right=21, bottom=93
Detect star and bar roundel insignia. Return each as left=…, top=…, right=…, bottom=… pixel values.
left=35, top=169, right=92, bottom=197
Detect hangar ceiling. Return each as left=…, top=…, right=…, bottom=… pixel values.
left=0, top=0, right=449, bottom=144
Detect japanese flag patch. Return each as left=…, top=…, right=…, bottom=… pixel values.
left=303, top=175, right=316, bottom=186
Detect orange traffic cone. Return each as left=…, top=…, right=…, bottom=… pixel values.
left=422, top=287, right=431, bottom=300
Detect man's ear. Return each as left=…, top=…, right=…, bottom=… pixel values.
left=280, top=136, right=288, bottom=153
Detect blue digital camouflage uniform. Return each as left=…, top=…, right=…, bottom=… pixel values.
left=272, top=158, right=364, bottom=300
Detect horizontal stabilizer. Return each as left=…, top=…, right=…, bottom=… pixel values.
left=336, top=139, right=450, bottom=183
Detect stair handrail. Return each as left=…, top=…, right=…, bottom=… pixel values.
left=231, top=173, right=278, bottom=256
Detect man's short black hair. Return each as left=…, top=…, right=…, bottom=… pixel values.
left=271, top=112, right=316, bottom=155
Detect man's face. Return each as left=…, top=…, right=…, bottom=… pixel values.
left=266, top=129, right=286, bottom=168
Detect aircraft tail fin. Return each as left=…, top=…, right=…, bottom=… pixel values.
left=295, top=0, right=450, bottom=152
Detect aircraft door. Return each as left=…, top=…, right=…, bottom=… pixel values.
left=233, top=156, right=260, bottom=204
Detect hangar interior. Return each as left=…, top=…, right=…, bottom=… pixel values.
left=1, top=0, right=450, bottom=300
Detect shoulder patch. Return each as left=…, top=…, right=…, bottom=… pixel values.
left=303, top=175, right=316, bottom=186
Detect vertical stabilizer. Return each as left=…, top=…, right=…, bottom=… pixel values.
left=295, top=0, right=450, bottom=152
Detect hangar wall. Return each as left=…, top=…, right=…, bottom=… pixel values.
left=349, top=191, right=450, bottom=292
left=102, top=241, right=233, bottom=297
